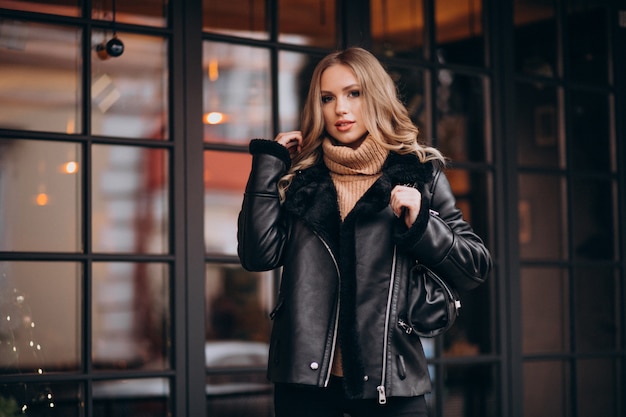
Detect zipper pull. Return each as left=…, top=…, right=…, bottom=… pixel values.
left=377, top=385, right=387, bottom=405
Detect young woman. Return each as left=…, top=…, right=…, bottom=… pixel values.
left=237, top=47, right=492, bottom=417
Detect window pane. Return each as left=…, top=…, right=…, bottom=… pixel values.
left=566, top=3, right=609, bottom=85
left=278, top=0, right=336, bottom=48
left=0, top=0, right=80, bottom=16
left=0, top=21, right=82, bottom=133
left=204, top=150, right=251, bottom=255
left=202, top=0, right=268, bottom=39
left=203, top=43, right=272, bottom=145
left=92, top=145, right=169, bottom=254
left=518, top=174, right=567, bottom=260
left=92, top=263, right=170, bottom=371
left=523, top=361, right=569, bottom=417
left=570, top=91, right=612, bottom=172
left=577, top=359, right=617, bottom=417
left=91, top=32, right=168, bottom=140
left=447, top=169, right=492, bottom=248
left=0, top=261, right=81, bottom=374
left=436, top=72, right=489, bottom=163
left=370, top=0, right=425, bottom=59
left=515, top=82, right=562, bottom=168
left=205, top=264, right=274, bottom=415
left=92, top=0, right=169, bottom=27
left=278, top=50, right=320, bottom=132
left=440, top=364, right=498, bottom=417
left=93, top=378, right=170, bottom=416
left=521, top=267, right=569, bottom=354
left=435, top=0, right=484, bottom=67
left=515, top=0, right=557, bottom=77
left=0, top=139, right=82, bottom=252
left=388, top=65, right=430, bottom=143
left=571, top=178, right=615, bottom=261
left=574, top=268, right=618, bottom=353
left=0, top=382, right=82, bottom=416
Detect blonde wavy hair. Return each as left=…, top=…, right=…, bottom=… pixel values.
left=278, top=47, right=445, bottom=200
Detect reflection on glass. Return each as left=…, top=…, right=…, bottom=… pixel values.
left=203, top=43, right=272, bottom=144
left=387, top=65, right=429, bottom=141
left=436, top=72, right=488, bottom=163
left=566, top=3, right=608, bottom=85
left=440, top=364, right=496, bottom=417
left=576, top=359, right=617, bottom=417
left=570, top=91, right=612, bottom=171
left=514, top=0, right=556, bottom=77
left=204, top=151, right=251, bottom=255
left=0, top=262, right=81, bottom=374
left=0, top=139, right=82, bottom=252
left=0, top=20, right=82, bottom=133
left=92, top=145, right=169, bottom=254
left=370, top=0, right=425, bottom=58
left=278, top=51, right=321, bottom=132
left=523, top=361, right=567, bottom=417
left=0, top=382, right=82, bottom=416
left=445, top=169, right=491, bottom=244
left=571, top=179, right=615, bottom=261
left=435, top=0, right=484, bottom=66
left=515, top=82, right=561, bottom=168
left=202, top=0, right=268, bottom=38
left=91, top=32, right=168, bottom=140
left=204, top=265, right=274, bottom=415
left=518, top=174, right=567, bottom=260
left=92, top=0, right=169, bottom=27
left=574, top=268, right=617, bottom=352
left=521, top=267, right=569, bottom=354
left=92, top=263, right=170, bottom=371
left=0, top=0, right=80, bottom=16
left=93, top=378, right=170, bottom=415
left=278, top=0, right=336, bottom=47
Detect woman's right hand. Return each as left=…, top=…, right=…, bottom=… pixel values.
left=274, top=131, right=303, bottom=156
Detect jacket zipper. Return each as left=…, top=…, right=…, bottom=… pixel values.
left=313, top=232, right=341, bottom=388
left=377, top=246, right=398, bottom=405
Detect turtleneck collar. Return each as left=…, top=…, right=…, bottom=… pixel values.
left=322, top=135, right=389, bottom=176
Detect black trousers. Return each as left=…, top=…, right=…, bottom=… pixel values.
left=274, top=376, right=428, bottom=417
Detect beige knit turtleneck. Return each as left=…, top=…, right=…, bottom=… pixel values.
left=323, top=136, right=389, bottom=220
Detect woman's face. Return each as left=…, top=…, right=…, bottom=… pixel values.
left=320, top=64, right=368, bottom=149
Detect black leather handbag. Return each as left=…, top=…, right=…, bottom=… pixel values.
left=398, top=263, right=461, bottom=338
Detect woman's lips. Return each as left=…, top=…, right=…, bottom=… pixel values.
left=335, top=121, right=354, bottom=132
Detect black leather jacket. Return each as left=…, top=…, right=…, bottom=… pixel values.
left=237, top=139, right=492, bottom=403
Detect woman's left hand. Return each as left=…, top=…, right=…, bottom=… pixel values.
left=390, top=185, right=422, bottom=228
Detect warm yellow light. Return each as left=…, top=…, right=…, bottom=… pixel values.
left=204, top=112, right=225, bottom=125
left=35, top=193, right=49, bottom=206
left=63, top=161, right=79, bottom=174
left=208, top=59, right=219, bottom=81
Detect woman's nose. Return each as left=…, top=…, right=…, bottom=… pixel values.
left=335, top=97, right=348, bottom=114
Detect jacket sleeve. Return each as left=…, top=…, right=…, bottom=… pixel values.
left=237, top=139, right=292, bottom=271
left=397, top=169, right=492, bottom=291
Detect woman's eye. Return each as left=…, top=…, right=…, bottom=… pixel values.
left=321, top=96, right=333, bottom=103
left=349, top=90, right=361, bottom=98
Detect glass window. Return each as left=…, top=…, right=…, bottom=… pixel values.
left=91, top=32, right=169, bottom=140
left=204, top=150, right=251, bottom=255
left=574, top=268, right=618, bottom=353
left=93, top=378, right=170, bottom=415
left=370, top=0, right=425, bottom=59
left=435, top=0, right=484, bottom=67
left=92, top=145, right=169, bottom=254
left=0, top=382, right=82, bottom=416
left=92, top=0, right=169, bottom=27
left=514, top=0, right=557, bottom=78
left=566, top=2, right=609, bottom=85
left=571, top=178, right=615, bottom=261
left=203, top=43, right=272, bottom=145
left=521, top=267, right=569, bottom=354
left=387, top=65, right=430, bottom=142
left=436, top=72, right=489, bottom=163
left=0, top=20, right=82, bottom=133
left=0, top=0, right=80, bottom=16
left=0, top=139, right=82, bottom=252
left=518, top=174, right=567, bottom=260
left=278, top=0, right=336, bottom=48
left=576, top=359, right=617, bottom=417
left=0, top=261, right=81, bottom=374
left=92, top=262, right=170, bottom=371
left=569, top=90, right=613, bottom=172
left=278, top=50, right=322, bottom=132
left=515, top=82, right=562, bottom=168
left=523, top=361, right=569, bottom=417
left=440, top=364, right=497, bottom=417
left=202, top=0, right=268, bottom=39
